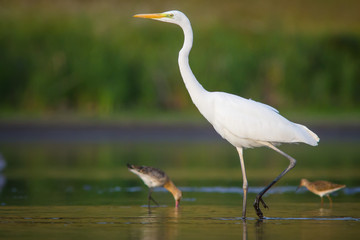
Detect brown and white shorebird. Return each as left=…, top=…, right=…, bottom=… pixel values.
left=297, top=178, right=346, bottom=206
left=127, top=163, right=182, bottom=208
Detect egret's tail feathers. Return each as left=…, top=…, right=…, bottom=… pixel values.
left=297, top=124, right=320, bottom=146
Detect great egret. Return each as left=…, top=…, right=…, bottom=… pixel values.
left=134, top=10, right=319, bottom=219
left=127, top=163, right=182, bottom=208
left=297, top=179, right=345, bottom=206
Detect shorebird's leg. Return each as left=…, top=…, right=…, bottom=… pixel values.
left=148, top=188, right=159, bottom=207
left=253, top=142, right=297, bottom=219
left=327, top=195, right=333, bottom=206
left=150, top=195, right=159, bottom=206
left=321, top=197, right=324, bottom=207
left=148, top=188, right=152, bottom=209
left=237, top=147, right=248, bottom=219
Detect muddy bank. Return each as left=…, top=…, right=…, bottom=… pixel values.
left=0, top=121, right=358, bottom=143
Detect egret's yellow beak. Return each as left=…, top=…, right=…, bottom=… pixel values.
left=133, top=13, right=166, bottom=19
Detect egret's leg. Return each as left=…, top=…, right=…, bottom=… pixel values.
left=253, top=142, right=297, bottom=219
left=237, top=147, right=248, bottom=219
left=242, top=219, right=247, bottom=240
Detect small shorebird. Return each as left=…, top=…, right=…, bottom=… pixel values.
left=298, top=178, right=346, bottom=206
left=127, top=164, right=182, bottom=208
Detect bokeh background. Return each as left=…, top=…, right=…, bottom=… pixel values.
left=1, top=0, right=359, bottom=121
left=0, top=2, right=359, bottom=239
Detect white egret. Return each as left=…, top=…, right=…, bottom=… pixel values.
left=134, top=10, right=319, bottom=219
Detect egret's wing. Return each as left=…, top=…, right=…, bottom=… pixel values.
left=209, top=92, right=318, bottom=146
left=247, top=98, right=279, bottom=113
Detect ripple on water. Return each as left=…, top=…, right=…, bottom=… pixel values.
left=214, top=216, right=360, bottom=222
left=120, top=186, right=359, bottom=195
left=263, top=216, right=360, bottom=221
left=72, top=185, right=359, bottom=195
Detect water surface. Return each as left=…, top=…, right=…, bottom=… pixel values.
left=0, top=131, right=359, bottom=239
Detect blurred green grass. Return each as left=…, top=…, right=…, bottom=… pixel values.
left=0, top=0, right=359, bottom=120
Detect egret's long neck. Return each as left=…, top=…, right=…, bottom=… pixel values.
left=178, top=20, right=208, bottom=109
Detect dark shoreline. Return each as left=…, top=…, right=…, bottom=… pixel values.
left=0, top=121, right=359, bottom=143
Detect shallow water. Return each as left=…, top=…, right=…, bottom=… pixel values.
left=0, top=204, right=359, bottom=240
left=0, top=136, right=359, bottom=239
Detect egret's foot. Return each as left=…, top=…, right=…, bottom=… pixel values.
left=254, top=206, right=264, bottom=219
left=253, top=197, right=264, bottom=219
left=260, top=198, right=269, bottom=209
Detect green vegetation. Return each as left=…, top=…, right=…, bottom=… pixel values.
left=0, top=0, right=359, bottom=118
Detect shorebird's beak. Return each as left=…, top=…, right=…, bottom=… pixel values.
left=175, top=200, right=180, bottom=208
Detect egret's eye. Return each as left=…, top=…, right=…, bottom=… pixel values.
left=167, top=13, right=174, bottom=18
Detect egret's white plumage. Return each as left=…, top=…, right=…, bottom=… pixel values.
left=207, top=91, right=319, bottom=148
left=134, top=10, right=319, bottom=219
